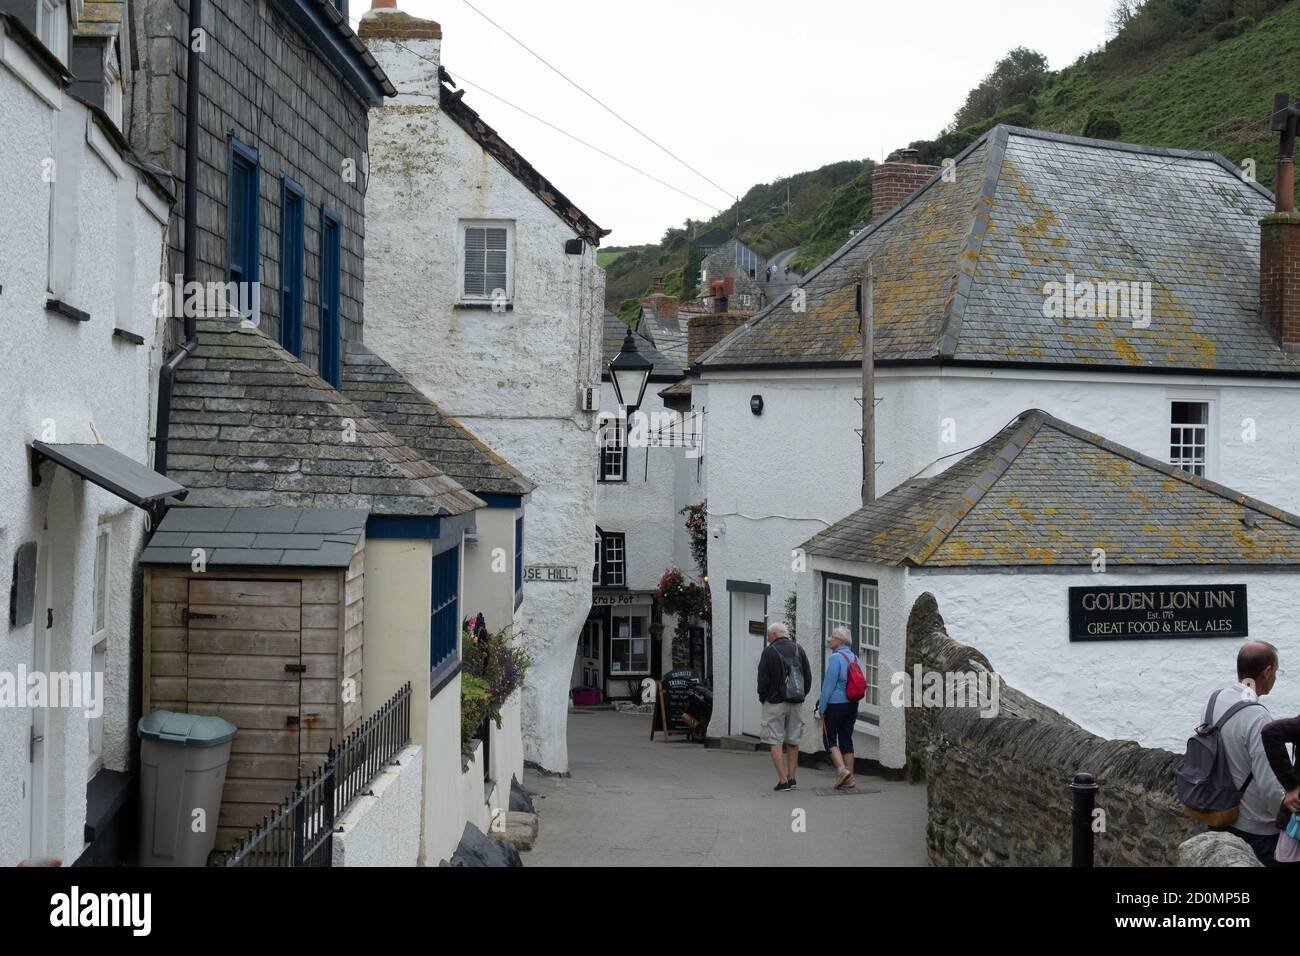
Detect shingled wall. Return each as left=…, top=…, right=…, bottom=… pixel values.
left=905, top=592, right=1200, bottom=866
left=134, top=0, right=371, bottom=365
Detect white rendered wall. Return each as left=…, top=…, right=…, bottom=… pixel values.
left=0, top=45, right=167, bottom=866
left=596, top=382, right=685, bottom=593
left=899, top=567, right=1300, bottom=754
left=332, top=744, right=423, bottom=867
left=701, top=363, right=1300, bottom=738
left=363, top=32, right=603, bottom=773
left=460, top=506, right=526, bottom=806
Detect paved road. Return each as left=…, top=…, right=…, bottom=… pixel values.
left=524, top=709, right=927, bottom=867
left=763, top=247, right=801, bottom=305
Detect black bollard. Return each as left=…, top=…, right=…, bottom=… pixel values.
left=1070, top=772, right=1099, bottom=867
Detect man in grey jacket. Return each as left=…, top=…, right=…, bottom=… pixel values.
left=1207, top=641, right=1285, bottom=864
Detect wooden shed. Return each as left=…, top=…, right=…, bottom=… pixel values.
left=139, top=506, right=366, bottom=849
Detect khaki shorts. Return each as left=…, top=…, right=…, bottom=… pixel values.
left=760, top=700, right=804, bottom=746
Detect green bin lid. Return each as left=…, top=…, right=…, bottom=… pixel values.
left=138, top=710, right=237, bottom=747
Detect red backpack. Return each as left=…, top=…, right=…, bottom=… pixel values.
left=839, top=648, right=867, bottom=702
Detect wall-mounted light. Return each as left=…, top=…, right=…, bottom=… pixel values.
left=750, top=394, right=764, bottom=416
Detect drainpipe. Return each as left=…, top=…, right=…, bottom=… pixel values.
left=153, top=0, right=203, bottom=482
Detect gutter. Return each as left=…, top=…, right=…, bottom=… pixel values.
left=153, top=0, right=203, bottom=482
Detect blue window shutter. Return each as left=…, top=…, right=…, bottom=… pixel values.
left=228, top=139, right=260, bottom=306
left=319, top=207, right=342, bottom=387
left=279, top=178, right=305, bottom=356
left=514, top=516, right=524, bottom=595
left=430, top=546, right=460, bottom=672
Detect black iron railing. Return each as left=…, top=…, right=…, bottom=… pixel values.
left=223, top=682, right=412, bottom=867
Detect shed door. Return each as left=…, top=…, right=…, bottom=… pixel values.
left=185, top=579, right=302, bottom=845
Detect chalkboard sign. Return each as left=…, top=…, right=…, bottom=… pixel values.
left=1068, top=584, right=1248, bottom=642
left=651, top=669, right=698, bottom=739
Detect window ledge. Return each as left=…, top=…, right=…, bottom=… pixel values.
left=430, top=656, right=462, bottom=698
left=47, top=298, right=90, bottom=323
left=454, top=301, right=514, bottom=311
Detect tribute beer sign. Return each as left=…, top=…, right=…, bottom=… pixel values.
left=1068, top=584, right=1248, bottom=642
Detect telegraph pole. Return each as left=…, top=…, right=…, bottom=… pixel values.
left=861, top=261, right=876, bottom=505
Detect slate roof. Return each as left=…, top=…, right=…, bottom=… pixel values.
left=802, top=409, right=1300, bottom=568
left=701, top=126, right=1300, bottom=377
left=338, top=339, right=535, bottom=497
left=141, top=507, right=367, bottom=568
left=74, top=1, right=125, bottom=37
left=439, top=72, right=609, bottom=247
left=165, top=319, right=482, bottom=517
left=602, top=312, right=684, bottom=381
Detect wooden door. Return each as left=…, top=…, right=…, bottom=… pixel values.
left=185, top=579, right=302, bottom=848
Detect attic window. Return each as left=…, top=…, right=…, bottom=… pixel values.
left=36, top=0, right=68, bottom=64
left=1169, top=400, right=1210, bottom=478
left=461, top=221, right=513, bottom=302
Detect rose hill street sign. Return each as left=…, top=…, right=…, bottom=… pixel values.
left=523, top=565, right=580, bottom=584
left=1068, top=585, right=1248, bottom=642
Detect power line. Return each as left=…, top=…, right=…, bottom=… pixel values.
left=348, top=16, right=724, bottom=212
left=454, top=0, right=737, bottom=204
left=442, top=67, right=725, bottom=212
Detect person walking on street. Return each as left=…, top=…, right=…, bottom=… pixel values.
left=816, top=627, right=859, bottom=789
left=757, top=622, right=812, bottom=791
left=1201, top=642, right=1285, bottom=864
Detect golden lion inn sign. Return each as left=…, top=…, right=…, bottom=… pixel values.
left=1068, top=585, right=1248, bottom=641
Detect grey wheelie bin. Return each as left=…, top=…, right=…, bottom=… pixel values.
left=138, top=711, right=237, bottom=866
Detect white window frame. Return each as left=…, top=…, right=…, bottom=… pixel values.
left=609, top=613, right=650, bottom=676
left=104, top=40, right=123, bottom=130
left=1167, top=395, right=1215, bottom=480
left=36, top=0, right=68, bottom=64
left=601, top=532, right=625, bottom=587
left=598, top=416, right=627, bottom=483
left=458, top=219, right=515, bottom=303
left=822, top=573, right=882, bottom=714
left=88, top=525, right=111, bottom=778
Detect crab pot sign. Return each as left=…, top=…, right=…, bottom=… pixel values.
left=1068, top=584, right=1248, bottom=642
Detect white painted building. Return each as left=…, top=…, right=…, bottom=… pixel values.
left=360, top=5, right=608, bottom=773
left=694, top=126, right=1300, bottom=755
left=799, top=409, right=1300, bottom=763
left=579, top=314, right=699, bottom=701
left=0, top=1, right=172, bottom=866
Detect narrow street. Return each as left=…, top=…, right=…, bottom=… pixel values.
left=524, top=710, right=927, bottom=866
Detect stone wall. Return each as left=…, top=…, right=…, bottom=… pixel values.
left=905, top=592, right=1200, bottom=866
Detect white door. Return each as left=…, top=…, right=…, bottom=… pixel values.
left=729, top=591, right=767, bottom=737
left=24, top=533, right=52, bottom=862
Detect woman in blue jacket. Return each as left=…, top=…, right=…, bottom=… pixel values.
left=816, top=627, right=858, bottom=789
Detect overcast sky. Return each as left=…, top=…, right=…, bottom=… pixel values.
left=360, top=0, right=1118, bottom=246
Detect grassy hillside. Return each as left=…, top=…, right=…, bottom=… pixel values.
left=608, top=0, right=1300, bottom=309
left=900, top=0, right=1300, bottom=188
left=601, top=159, right=869, bottom=310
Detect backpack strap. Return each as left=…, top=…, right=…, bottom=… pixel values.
left=1203, top=688, right=1224, bottom=727
left=1213, top=696, right=1264, bottom=794
left=1214, top=698, right=1262, bottom=732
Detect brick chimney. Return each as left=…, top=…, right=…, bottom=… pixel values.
left=359, top=1, right=442, bottom=101
left=1261, top=93, right=1300, bottom=351
left=688, top=312, right=747, bottom=365
left=870, top=149, right=939, bottom=222
left=647, top=293, right=679, bottom=326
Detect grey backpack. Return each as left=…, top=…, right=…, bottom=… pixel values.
left=1175, top=688, right=1261, bottom=826
left=776, top=641, right=806, bottom=703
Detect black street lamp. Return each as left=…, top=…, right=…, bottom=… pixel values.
left=609, top=327, right=653, bottom=413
